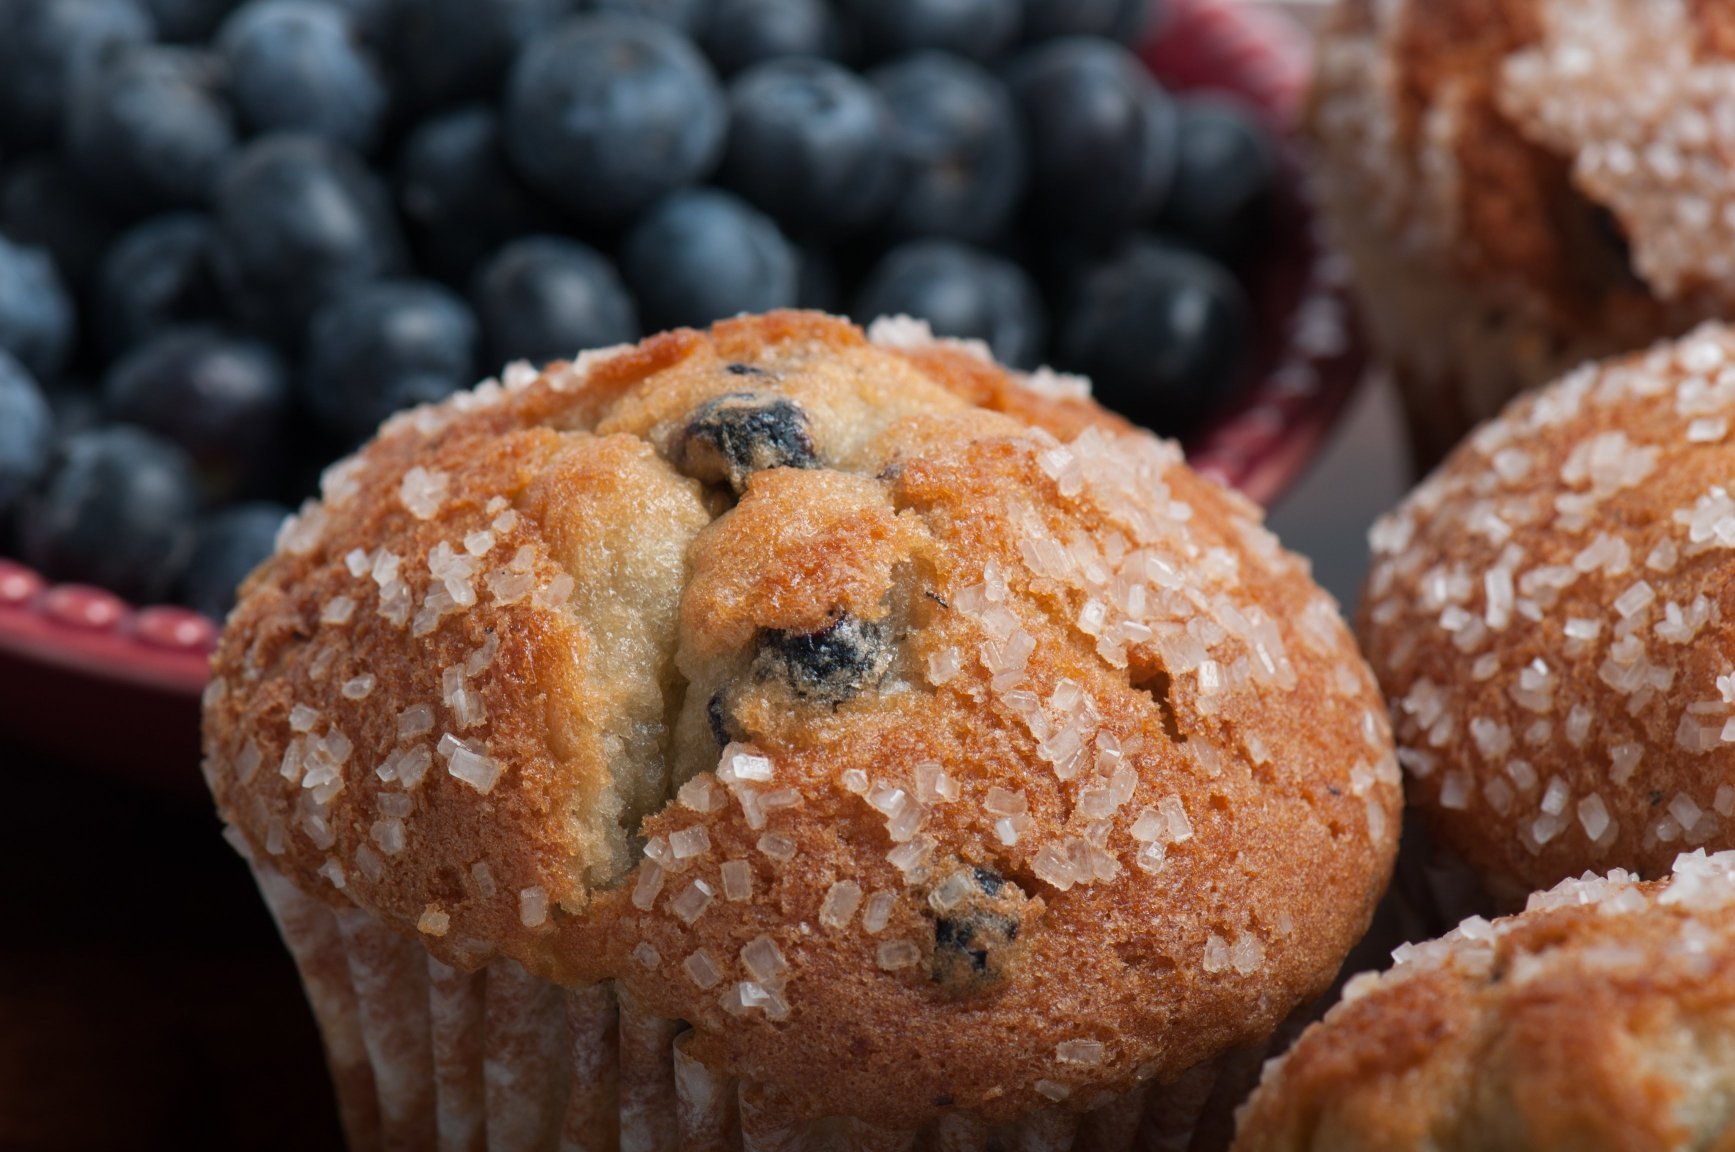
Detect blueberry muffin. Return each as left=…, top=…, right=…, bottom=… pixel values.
left=1363, top=323, right=1735, bottom=913
left=201, top=311, right=1400, bottom=1148
left=1310, top=0, right=1735, bottom=469
left=1234, top=850, right=1735, bottom=1151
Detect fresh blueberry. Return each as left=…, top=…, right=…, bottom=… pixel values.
left=102, top=327, right=290, bottom=500
left=0, top=351, right=54, bottom=515
left=144, top=0, right=237, bottom=40
left=64, top=46, right=238, bottom=215
left=871, top=51, right=1025, bottom=242
left=179, top=501, right=287, bottom=618
left=622, top=189, right=798, bottom=332
left=701, top=0, right=837, bottom=76
left=216, top=0, right=388, bottom=152
left=96, top=213, right=220, bottom=356
left=302, top=279, right=479, bottom=443
left=844, top=0, right=1020, bottom=62
left=1020, top=0, right=1158, bottom=44
left=0, top=0, right=156, bottom=149
left=20, top=425, right=200, bottom=603
left=1058, top=239, right=1249, bottom=434
left=0, top=234, right=76, bottom=383
left=390, top=0, right=571, bottom=111
left=1, top=157, right=127, bottom=297
left=504, top=15, right=725, bottom=221
left=853, top=240, right=1045, bottom=368
left=1006, top=37, right=1177, bottom=239
left=1157, top=97, right=1278, bottom=260
left=396, top=105, right=564, bottom=282
left=720, top=57, right=900, bottom=235
left=212, top=133, right=405, bottom=344
left=583, top=0, right=709, bottom=34
left=471, top=236, right=638, bottom=368
left=671, top=391, right=816, bottom=492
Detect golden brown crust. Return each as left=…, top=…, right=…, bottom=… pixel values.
left=1309, top=0, right=1735, bottom=465
left=203, top=311, right=1398, bottom=1128
left=1362, top=324, right=1735, bottom=904
left=1234, top=858, right=1735, bottom=1151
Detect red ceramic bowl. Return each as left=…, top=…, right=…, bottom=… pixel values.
left=0, top=0, right=1366, bottom=790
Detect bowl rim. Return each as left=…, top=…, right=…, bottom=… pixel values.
left=0, top=0, right=1368, bottom=709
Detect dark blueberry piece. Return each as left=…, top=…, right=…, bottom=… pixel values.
left=1059, top=238, right=1249, bottom=435
left=720, top=57, right=900, bottom=236
left=853, top=240, right=1045, bottom=369
left=583, top=0, right=709, bottom=33
left=0, top=351, right=53, bottom=516
left=1006, top=37, right=1176, bottom=239
left=1156, top=97, right=1278, bottom=260
left=928, top=866, right=1025, bottom=993
left=96, top=213, right=220, bottom=357
left=471, top=236, right=638, bottom=369
left=671, top=392, right=816, bottom=493
left=1020, top=0, right=1157, bottom=44
left=1, top=156, right=126, bottom=297
left=0, top=235, right=76, bottom=383
left=103, top=327, right=290, bottom=501
left=65, top=46, right=238, bottom=215
left=212, top=133, right=405, bottom=345
left=387, top=0, right=569, bottom=111
left=622, top=189, right=799, bottom=332
left=844, top=0, right=1020, bottom=62
left=217, top=0, right=388, bottom=153
left=144, top=0, right=238, bottom=41
left=19, top=425, right=200, bottom=604
left=396, top=105, right=563, bottom=282
left=706, top=688, right=738, bottom=746
left=504, top=15, right=725, bottom=222
left=753, top=614, right=890, bottom=702
left=180, top=501, right=287, bottom=618
left=701, top=0, right=838, bottom=76
left=302, top=280, right=479, bottom=444
left=871, top=51, right=1025, bottom=242
left=972, top=867, right=1003, bottom=896
left=0, top=0, right=155, bottom=149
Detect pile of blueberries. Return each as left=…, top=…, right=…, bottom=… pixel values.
left=0, top=0, right=1278, bottom=619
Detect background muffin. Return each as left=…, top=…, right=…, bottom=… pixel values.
left=203, top=311, right=1400, bottom=1143
left=1363, top=323, right=1735, bottom=909
left=1309, top=0, right=1735, bottom=469
left=1234, top=850, right=1735, bottom=1151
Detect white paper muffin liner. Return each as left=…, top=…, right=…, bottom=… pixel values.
left=250, top=860, right=1267, bottom=1152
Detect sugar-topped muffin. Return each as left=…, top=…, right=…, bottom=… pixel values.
left=1363, top=323, right=1735, bottom=909
left=1235, top=850, right=1735, bottom=1150
left=1310, top=0, right=1735, bottom=468
left=202, top=311, right=1399, bottom=1147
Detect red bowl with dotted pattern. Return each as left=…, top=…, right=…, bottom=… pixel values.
left=0, top=0, right=1366, bottom=790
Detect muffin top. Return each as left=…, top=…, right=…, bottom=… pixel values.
left=1363, top=323, right=1735, bottom=902
left=202, top=311, right=1399, bottom=1127
left=1311, top=0, right=1735, bottom=326
left=1234, top=849, right=1735, bottom=1151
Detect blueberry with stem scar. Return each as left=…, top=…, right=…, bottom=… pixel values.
left=753, top=615, right=891, bottom=703
left=670, top=391, right=816, bottom=494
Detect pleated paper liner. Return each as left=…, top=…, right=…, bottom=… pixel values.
left=248, top=854, right=1277, bottom=1152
